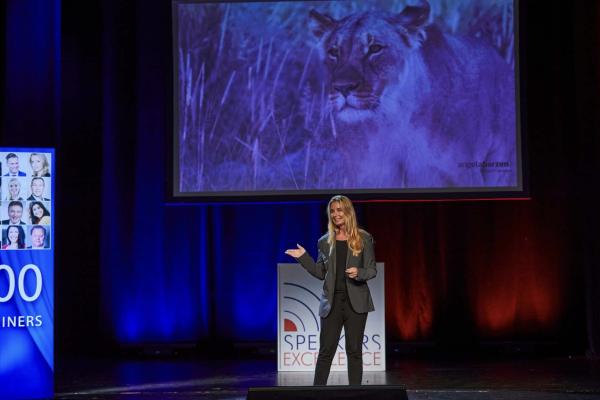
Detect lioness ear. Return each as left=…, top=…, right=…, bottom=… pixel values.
left=309, top=9, right=337, bottom=39
left=393, top=0, right=431, bottom=30
left=389, top=1, right=431, bottom=47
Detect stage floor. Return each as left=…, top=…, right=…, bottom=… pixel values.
left=55, top=356, right=600, bottom=399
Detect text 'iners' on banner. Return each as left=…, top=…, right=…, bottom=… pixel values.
left=277, top=263, right=385, bottom=372
left=0, top=149, right=54, bottom=400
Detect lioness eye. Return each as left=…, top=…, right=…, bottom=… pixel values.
left=368, top=44, right=384, bottom=54
left=328, top=47, right=339, bottom=59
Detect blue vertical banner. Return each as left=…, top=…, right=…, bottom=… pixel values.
left=0, top=148, right=54, bottom=399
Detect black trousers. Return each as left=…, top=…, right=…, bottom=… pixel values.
left=313, top=291, right=368, bottom=386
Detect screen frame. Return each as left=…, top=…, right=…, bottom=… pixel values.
left=170, top=0, right=528, bottom=204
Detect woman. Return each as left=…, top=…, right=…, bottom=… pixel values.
left=4, top=178, right=24, bottom=200
left=285, top=195, right=376, bottom=386
left=2, top=225, right=26, bottom=249
left=29, top=201, right=51, bottom=225
left=29, top=153, right=50, bottom=177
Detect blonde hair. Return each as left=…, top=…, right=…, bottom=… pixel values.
left=30, top=153, right=50, bottom=177
left=327, top=195, right=363, bottom=256
left=5, top=178, right=21, bottom=200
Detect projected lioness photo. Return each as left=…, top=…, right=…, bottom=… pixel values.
left=175, top=0, right=518, bottom=194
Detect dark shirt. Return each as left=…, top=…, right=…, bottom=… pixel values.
left=335, top=240, right=348, bottom=293
left=27, top=195, right=50, bottom=201
left=1, top=220, right=25, bottom=225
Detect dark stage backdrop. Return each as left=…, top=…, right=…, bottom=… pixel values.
left=1, top=0, right=599, bottom=357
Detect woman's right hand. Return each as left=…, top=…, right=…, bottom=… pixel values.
left=284, top=244, right=306, bottom=258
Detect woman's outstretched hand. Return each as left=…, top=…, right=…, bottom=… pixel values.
left=285, top=244, right=306, bottom=258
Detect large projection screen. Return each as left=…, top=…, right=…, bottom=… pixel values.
left=173, top=0, right=522, bottom=200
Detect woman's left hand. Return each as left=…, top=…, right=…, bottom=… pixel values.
left=345, top=267, right=358, bottom=279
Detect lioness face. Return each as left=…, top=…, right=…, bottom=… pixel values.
left=310, top=5, right=430, bottom=124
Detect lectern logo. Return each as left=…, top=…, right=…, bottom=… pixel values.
left=282, top=282, right=320, bottom=332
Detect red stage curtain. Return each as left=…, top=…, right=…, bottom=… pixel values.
left=364, top=199, right=572, bottom=342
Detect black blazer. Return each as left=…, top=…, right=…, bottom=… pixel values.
left=297, top=230, right=377, bottom=318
